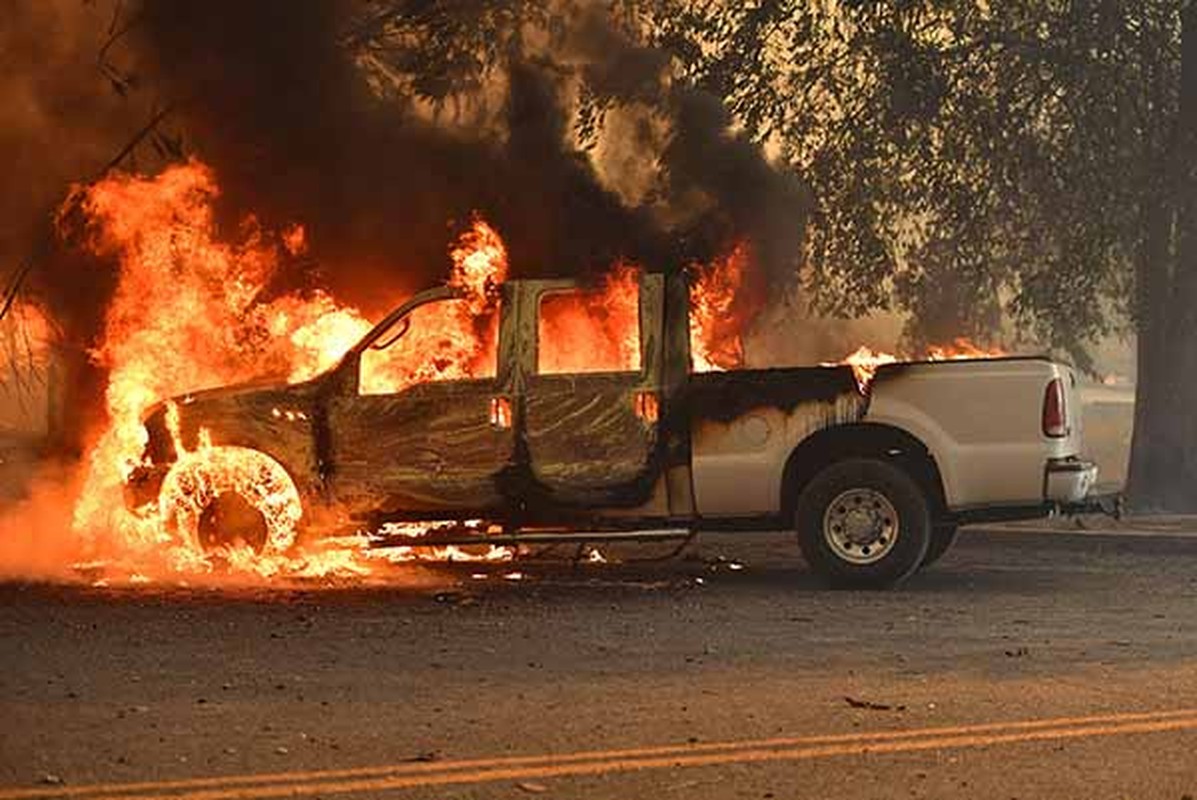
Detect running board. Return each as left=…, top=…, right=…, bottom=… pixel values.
left=367, top=527, right=693, bottom=549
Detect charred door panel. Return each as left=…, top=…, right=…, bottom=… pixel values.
left=523, top=374, right=657, bottom=504
left=516, top=273, right=665, bottom=508
left=327, top=378, right=513, bottom=517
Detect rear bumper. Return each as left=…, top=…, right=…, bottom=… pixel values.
left=950, top=458, right=1107, bottom=526
left=1044, top=457, right=1098, bottom=504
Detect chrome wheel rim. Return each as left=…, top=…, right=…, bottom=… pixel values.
left=823, top=488, right=899, bottom=565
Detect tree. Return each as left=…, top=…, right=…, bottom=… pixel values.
left=622, top=1, right=1192, bottom=510
left=1127, top=3, right=1197, bottom=510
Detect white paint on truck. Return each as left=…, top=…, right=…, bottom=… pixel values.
left=689, top=357, right=1095, bottom=518
left=691, top=394, right=863, bottom=516
left=866, top=358, right=1090, bottom=509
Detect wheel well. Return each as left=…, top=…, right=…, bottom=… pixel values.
left=780, top=423, right=947, bottom=522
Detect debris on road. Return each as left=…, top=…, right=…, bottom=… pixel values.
left=433, top=591, right=476, bottom=606
left=844, top=695, right=906, bottom=712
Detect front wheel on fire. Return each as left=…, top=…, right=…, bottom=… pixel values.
left=794, top=458, right=930, bottom=589
left=157, top=446, right=303, bottom=564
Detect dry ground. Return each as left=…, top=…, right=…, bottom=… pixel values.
left=1, top=526, right=1195, bottom=799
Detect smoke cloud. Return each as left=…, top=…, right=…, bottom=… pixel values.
left=4, top=1, right=812, bottom=453
left=123, top=0, right=808, bottom=314
left=0, top=1, right=157, bottom=329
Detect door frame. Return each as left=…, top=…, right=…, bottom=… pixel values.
left=314, top=285, right=520, bottom=522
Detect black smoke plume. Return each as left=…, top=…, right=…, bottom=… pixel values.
left=127, top=0, right=808, bottom=313
left=8, top=1, right=810, bottom=451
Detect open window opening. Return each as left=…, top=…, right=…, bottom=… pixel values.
left=359, top=298, right=499, bottom=395
left=537, top=269, right=641, bottom=375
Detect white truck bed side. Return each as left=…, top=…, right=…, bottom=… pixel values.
left=866, top=358, right=1087, bottom=509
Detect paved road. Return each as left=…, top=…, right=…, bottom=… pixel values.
left=1, top=528, right=1195, bottom=799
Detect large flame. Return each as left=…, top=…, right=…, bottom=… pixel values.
left=64, top=161, right=512, bottom=581
left=689, top=244, right=747, bottom=372
left=278, top=217, right=508, bottom=394
left=538, top=264, right=641, bottom=374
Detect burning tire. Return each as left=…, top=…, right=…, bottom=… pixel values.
left=158, top=446, right=303, bottom=559
left=794, top=458, right=930, bottom=589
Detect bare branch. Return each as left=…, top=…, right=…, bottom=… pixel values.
left=97, top=104, right=176, bottom=179
left=0, top=261, right=33, bottom=326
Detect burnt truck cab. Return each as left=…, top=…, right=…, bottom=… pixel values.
left=128, top=271, right=1097, bottom=588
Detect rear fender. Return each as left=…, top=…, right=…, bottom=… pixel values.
left=780, top=422, right=948, bottom=523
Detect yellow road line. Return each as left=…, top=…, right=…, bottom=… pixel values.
left=5, top=708, right=1196, bottom=800
left=112, top=715, right=1197, bottom=800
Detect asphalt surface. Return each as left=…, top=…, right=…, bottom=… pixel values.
left=1, top=527, right=1196, bottom=799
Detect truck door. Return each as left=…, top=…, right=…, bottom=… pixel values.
left=519, top=273, right=665, bottom=507
left=325, top=291, right=517, bottom=520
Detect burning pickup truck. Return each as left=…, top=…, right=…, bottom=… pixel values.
left=126, top=271, right=1096, bottom=588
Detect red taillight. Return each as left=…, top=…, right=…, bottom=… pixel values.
left=1042, top=377, right=1067, bottom=437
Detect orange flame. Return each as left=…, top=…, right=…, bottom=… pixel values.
left=30, top=163, right=797, bottom=585
left=355, top=219, right=506, bottom=394
left=450, top=217, right=507, bottom=311
left=64, top=161, right=511, bottom=582
left=832, top=338, right=1006, bottom=393
left=835, top=345, right=900, bottom=393
left=689, top=244, right=747, bottom=372
left=537, top=264, right=641, bottom=374
left=926, top=337, right=1006, bottom=361
left=279, top=216, right=508, bottom=395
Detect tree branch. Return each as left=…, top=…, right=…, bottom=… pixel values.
left=0, top=261, right=34, bottom=325
left=97, top=104, right=176, bottom=179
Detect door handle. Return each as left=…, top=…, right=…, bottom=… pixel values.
left=489, top=396, right=512, bottom=430
left=633, top=390, right=659, bottom=423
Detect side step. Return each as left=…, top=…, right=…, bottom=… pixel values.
left=367, top=527, right=694, bottom=549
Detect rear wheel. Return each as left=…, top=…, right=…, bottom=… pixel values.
left=921, top=523, right=960, bottom=568
left=794, top=458, right=931, bottom=589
